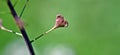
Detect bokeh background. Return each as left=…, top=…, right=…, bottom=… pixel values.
left=0, top=0, right=120, bottom=55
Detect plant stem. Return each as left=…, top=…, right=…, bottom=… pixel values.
left=30, top=26, right=55, bottom=43
left=0, top=26, right=22, bottom=36
left=20, top=0, right=29, bottom=18
left=7, top=0, right=35, bottom=55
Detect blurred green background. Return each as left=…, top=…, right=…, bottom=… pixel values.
left=0, top=0, right=120, bottom=55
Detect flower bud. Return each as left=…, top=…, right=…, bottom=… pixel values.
left=54, top=14, right=68, bottom=29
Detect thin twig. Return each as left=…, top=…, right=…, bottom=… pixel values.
left=7, top=0, right=35, bottom=55
left=30, top=27, right=55, bottom=43
left=0, top=26, right=22, bottom=36
left=30, top=33, right=44, bottom=43
left=20, top=0, right=29, bottom=18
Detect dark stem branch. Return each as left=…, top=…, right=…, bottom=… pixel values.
left=7, top=0, right=35, bottom=55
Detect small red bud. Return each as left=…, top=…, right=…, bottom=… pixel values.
left=54, top=14, right=68, bottom=28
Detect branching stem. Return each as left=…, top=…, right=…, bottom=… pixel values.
left=7, top=0, right=35, bottom=55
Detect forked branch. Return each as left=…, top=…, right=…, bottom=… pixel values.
left=7, top=0, right=35, bottom=55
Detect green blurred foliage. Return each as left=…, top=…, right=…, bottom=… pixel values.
left=0, top=0, right=120, bottom=55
